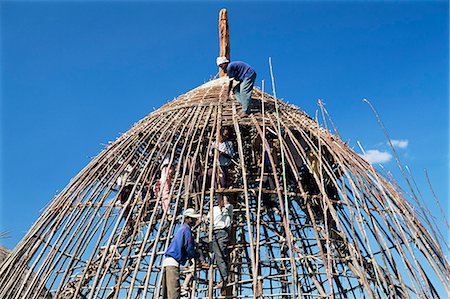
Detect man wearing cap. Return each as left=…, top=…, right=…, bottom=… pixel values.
left=207, top=197, right=234, bottom=291
left=161, top=208, right=201, bottom=299
left=216, top=57, right=257, bottom=118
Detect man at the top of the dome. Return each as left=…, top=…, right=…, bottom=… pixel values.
left=216, top=57, right=257, bottom=118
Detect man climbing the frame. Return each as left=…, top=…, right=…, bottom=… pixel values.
left=208, top=126, right=235, bottom=205
left=161, top=208, right=201, bottom=299
left=207, top=196, right=234, bottom=293
left=217, top=57, right=257, bottom=118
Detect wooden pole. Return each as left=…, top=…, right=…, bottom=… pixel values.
left=219, top=8, right=230, bottom=78
left=1, top=59, right=449, bottom=298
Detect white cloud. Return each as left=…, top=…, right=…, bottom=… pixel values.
left=390, top=139, right=409, bottom=149
left=360, top=150, right=392, bottom=164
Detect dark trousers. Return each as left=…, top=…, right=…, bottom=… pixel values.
left=206, top=166, right=229, bottom=189
left=199, top=167, right=229, bottom=204
left=197, top=236, right=209, bottom=263
left=212, top=229, right=230, bottom=282
left=161, top=266, right=180, bottom=299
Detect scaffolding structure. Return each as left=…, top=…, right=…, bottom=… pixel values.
left=0, top=9, right=448, bottom=299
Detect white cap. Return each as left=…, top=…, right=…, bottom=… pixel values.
left=216, top=56, right=229, bottom=66
left=183, top=208, right=201, bottom=219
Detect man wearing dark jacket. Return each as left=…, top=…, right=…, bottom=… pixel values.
left=217, top=57, right=257, bottom=118
left=161, top=208, right=201, bottom=299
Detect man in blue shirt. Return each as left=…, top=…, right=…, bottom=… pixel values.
left=217, top=57, right=257, bottom=118
left=161, top=208, right=201, bottom=299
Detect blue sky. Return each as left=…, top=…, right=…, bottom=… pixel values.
left=0, top=1, right=448, bottom=250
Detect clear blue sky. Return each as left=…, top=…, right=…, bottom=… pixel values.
left=1, top=1, right=448, bottom=250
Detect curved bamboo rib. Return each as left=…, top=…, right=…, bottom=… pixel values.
left=0, top=77, right=448, bottom=299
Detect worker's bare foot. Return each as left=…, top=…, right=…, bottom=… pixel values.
left=239, top=112, right=249, bottom=118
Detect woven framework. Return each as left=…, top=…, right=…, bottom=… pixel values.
left=0, top=77, right=448, bottom=298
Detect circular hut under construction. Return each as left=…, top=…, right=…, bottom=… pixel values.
left=0, top=9, right=448, bottom=299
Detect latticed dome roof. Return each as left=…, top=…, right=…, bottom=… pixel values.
left=0, top=76, right=448, bottom=298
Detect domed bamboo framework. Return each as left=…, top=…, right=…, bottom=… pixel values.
left=1, top=9, right=449, bottom=299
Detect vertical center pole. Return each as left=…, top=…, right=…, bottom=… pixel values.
left=219, top=9, right=230, bottom=78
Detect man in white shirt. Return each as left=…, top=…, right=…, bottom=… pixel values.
left=207, top=198, right=234, bottom=290
left=208, top=126, right=235, bottom=207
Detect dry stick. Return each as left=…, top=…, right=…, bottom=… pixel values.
left=97, top=110, right=190, bottom=298
left=340, top=168, right=392, bottom=297
left=48, top=164, right=127, bottom=294
left=105, top=179, right=157, bottom=295
left=318, top=99, right=329, bottom=132
left=148, top=85, right=219, bottom=299
left=349, top=171, right=397, bottom=294
left=177, top=107, right=212, bottom=298
left=108, top=116, right=184, bottom=291
left=404, top=166, right=449, bottom=254
left=6, top=165, right=100, bottom=297
left=84, top=109, right=187, bottom=298
left=351, top=170, right=403, bottom=286
left=123, top=105, right=205, bottom=298
left=265, top=115, right=335, bottom=294
left=268, top=57, right=300, bottom=298
left=363, top=99, right=449, bottom=294
left=190, top=107, right=218, bottom=297
left=286, top=101, right=444, bottom=298
left=150, top=106, right=205, bottom=298
left=31, top=133, right=139, bottom=296
left=316, top=102, right=335, bottom=299
left=42, top=196, right=114, bottom=295
left=318, top=100, right=341, bottom=140
left=424, top=169, right=450, bottom=232
left=19, top=102, right=193, bottom=298
left=362, top=99, right=419, bottom=214
left=384, top=157, right=449, bottom=279
left=165, top=83, right=223, bottom=298
left=279, top=109, right=375, bottom=296
left=306, top=120, right=386, bottom=296
left=125, top=108, right=197, bottom=298
left=248, top=121, right=293, bottom=293
left=3, top=79, right=449, bottom=299
left=25, top=194, right=96, bottom=296
left=335, top=151, right=391, bottom=291
left=205, top=84, right=225, bottom=298
left=249, top=116, right=326, bottom=297
left=144, top=90, right=216, bottom=299
left=284, top=203, right=311, bottom=296
left=174, top=105, right=215, bottom=299
left=355, top=144, right=431, bottom=296
left=35, top=137, right=139, bottom=296
left=71, top=112, right=182, bottom=298
left=232, top=103, right=257, bottom=299
left=67, top=132, right=160, bottom=296
left=254, top=80, right=265, bottom=298
left=293, top=154, right=360, bottom=294
left=260, top=222, right=280, bottom=295
left=265, top=118, right=332, bottom=295
left=90, top=111, right=187, bottom=298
